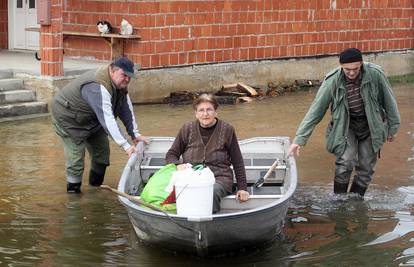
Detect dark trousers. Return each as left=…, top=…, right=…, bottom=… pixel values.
left=53, top=120, right=110, bottom=183
left=334, top=118, right=378, bottom=188
left=213, top=183, right=229, bottom=213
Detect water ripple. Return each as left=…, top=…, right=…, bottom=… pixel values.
left=0, top=246, right=21, bottom=255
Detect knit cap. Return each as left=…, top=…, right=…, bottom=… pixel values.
left=339, top=48, right=363, bottom=64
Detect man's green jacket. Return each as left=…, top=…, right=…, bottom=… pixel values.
left=293, top=62, right=400, bottom=157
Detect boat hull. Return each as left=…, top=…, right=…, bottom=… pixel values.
left=117, top=137, right=297, bottom=256
left=125, top=198, right=289, bottom=256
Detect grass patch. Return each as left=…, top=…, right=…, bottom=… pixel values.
left=388, top=73, right=414, bottom=85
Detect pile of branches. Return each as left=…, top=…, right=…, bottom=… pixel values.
left=163, top=79, right=321, bottom=105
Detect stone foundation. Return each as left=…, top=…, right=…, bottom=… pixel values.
left=15, top=50, right=414, bottom=105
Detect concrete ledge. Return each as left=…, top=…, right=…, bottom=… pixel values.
left=0, top=112, right=50, bottom=123
left=0, top=101, right=48, bottom=118
left=0, top=79, right=24, bottom=91
left=0, top=70, right=13, bottom=79
left=128, top=50, right=414, bottom=104
left=0, top=90, right=35, bottom=104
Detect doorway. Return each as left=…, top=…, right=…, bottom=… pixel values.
left=8, top=0, right=39, bottom=50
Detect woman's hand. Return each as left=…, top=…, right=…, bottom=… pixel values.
left=176, top=164, right=191, bottom=171
left=236, top=190, right=250, bottom=202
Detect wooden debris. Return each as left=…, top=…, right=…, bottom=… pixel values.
left=215, top=95, right=238, bottom=105
left=221, top=83, right=239, bottom=91
left=235, top=96, right=254, bottom=104
left=294, top=79, right=321, bottom=88
left=163, top=91, right=196, bottom=105
left=216, top=91, right=247, bottom=97
left=237, top=83, right=258, bottom=96
left=164, top=79, right=321, bottom=105
left=267, top=89, right=282, bottom=97
left=267, top=81, right=279, bottom=89
left=256, top=88, right=267, bottom=97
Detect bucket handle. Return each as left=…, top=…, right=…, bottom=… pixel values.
left=175, top=183, right=190, bottom=201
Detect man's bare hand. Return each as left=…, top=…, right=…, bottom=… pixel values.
left=288, top=143, right=301, bottom=156
left=387, top=135, right=396, bottom=142
left=133, top=135, right=150, bottom=145
left=125, top=146, right=137, bottom=157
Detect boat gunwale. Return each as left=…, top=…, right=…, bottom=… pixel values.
left=117, top=136, right=297, bottom=220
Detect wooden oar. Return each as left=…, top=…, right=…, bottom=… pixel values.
left=101, top=184, right=202, bottom=237
left=100, top=184, right=164, bottom=212
left=254, top=159, right=279, bottom=188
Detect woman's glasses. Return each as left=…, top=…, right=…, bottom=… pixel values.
left=196, top=108, right=215, bottom=115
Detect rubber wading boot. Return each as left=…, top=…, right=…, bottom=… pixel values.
left=334, top=181, right=349, bottom=194
left=350, top=182, right=367, bottom=197
left=67, top=182, right=82, bottom=193
left=89, top=169, right=105, bottom=186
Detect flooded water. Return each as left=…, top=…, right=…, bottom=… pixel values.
left=0, top=83, right=413, bottom=266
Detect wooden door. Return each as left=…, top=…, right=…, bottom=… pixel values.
left=12, top=0, right=39, bottom=50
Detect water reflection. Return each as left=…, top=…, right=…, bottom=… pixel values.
left=0, top=84, right=413, bottom=266
left=364, top=211, right=414, bottom=246
left=285, top=184, right=414, bottom=266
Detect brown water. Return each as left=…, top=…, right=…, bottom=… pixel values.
left=0, top=84, right=413, bottom=266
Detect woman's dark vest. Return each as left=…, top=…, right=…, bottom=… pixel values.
left=182, top=119, right=235, bottom=192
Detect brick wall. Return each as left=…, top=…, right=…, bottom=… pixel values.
left=40, top=0, right=64, bottom=76
left=63, top=0, right=413, bottom=69
left=0, top=0, right=8, bottom=49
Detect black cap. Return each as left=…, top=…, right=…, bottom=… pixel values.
left=339, top=48, right=363, bottom=64
left=112, top=57, right=136, bottom=78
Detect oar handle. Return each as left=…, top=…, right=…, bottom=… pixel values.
left=254, top=159, right=280, bottom=188
left=100, top=184, right=164, bottom=212
left=263, top=159, right=279, bottom=179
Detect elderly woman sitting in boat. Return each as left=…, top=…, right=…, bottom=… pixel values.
left=165, top=93, right=250, bottom=213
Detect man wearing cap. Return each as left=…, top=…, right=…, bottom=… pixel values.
left=288, top=48, right=400, bottom=197
left=51, top=57, right=148, bottom=193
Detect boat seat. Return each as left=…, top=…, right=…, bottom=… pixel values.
left=139, top=157, right=287, bottom=186
left=219, top=186, right=284, bottom=212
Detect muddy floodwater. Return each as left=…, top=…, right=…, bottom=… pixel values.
left=0, top=83, right=413, bottom=266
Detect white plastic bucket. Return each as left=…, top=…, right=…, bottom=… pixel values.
left=173, top=167, right=215, bottom=217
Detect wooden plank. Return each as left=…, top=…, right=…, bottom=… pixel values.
left=63, top=30, right=141, bottom=39
left=62, top=31, right=141, bottom=60
left=111, top=38, right=123, bottom=59
left=221, top=83, right=238, bottom=91
left=215, top=91, right=247, bottom=97
left=237, top=82, right=258, bottom=96
left=25, top=29, right=141, bottom=39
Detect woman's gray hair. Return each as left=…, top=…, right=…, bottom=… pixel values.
left=192, top=93, right=219, bottom=110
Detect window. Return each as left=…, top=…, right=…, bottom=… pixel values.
left=29, top=0, right=36, bottom=9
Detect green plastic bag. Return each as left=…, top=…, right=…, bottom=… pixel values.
left=140, top=163, right=177, bottom=212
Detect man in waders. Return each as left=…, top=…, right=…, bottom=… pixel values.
left=51, top=57, right=148, bottom=193
left=288, top=48, right=400, bottom=197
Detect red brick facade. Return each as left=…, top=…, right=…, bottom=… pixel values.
left=0, top=1, right=7, bottom=49
left=62, top=0, right=414, bottom=69
left=0, top=0, right=413, bottom=76
left=40, top=0, right=64, bottom=76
